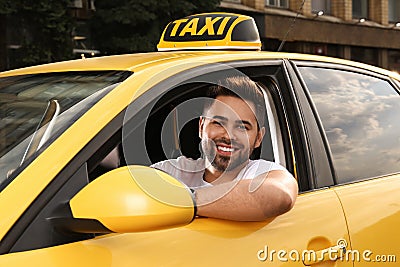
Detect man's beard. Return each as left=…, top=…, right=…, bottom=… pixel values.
left=201, top=137, right=252, bottom=172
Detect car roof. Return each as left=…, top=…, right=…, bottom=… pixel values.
left=1, top=51, right=399, bottom=80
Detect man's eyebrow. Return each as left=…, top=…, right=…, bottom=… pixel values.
left=236, top=119, right=253, bottom=127
left=204, top=116, right=254, bottom=128
left=208, top=116, right=254, bottom=127
left=210, top=115, right=228, bottom=121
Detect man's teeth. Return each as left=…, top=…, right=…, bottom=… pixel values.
left=218, top=146, right=234, bottom=152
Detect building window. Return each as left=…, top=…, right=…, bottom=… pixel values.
left=224, top=0, right=241, bottom=3
left=351, top=46, right=378, bottom=66
left=265, top=0, right=288, bottom=8
left=70, top=0, right=83, bottom=8
left=388, top=50, right=400, bottom=72
left=388, top=0, right=400, bottom=23
left=352, top=0, right=369, bottom=19
left=312, top=0, right=331, bottom=15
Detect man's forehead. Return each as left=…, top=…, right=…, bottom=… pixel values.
left=205, top=96, right=258, bottom=121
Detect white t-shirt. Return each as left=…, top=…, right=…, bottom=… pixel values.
left=151, top=156, right=286, bottom=188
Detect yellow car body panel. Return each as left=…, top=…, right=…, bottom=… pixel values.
left=0, top=189, right=351, bottom=266
left=333, top=175, right=400, bottom=266
left=1, top=51, right=399, bottom=80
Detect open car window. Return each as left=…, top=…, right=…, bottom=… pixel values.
left=122, top=74, right=288, bottom=173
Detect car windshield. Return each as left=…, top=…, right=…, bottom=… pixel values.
left=0, top=71, right=131, bottom=190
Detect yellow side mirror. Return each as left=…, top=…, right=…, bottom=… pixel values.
left=68, top=165, right=195, bottom=233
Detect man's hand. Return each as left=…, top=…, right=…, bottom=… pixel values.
left=195, top=170, right=298, bottom=221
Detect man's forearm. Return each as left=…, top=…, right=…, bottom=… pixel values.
left=195, top=170, right=298, bottom=221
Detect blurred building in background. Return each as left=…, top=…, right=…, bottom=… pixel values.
left=220, top=0, right=400, bottom=72
left=0, top=0, right=97, bottom=71
left=69, top=0, right=99, bottom=59
left=1, top=0, right=400, bottom=72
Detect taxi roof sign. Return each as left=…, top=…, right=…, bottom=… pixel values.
left=157, top=13, right=261, bottom=51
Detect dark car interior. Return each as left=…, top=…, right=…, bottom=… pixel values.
left=89, top=78, right=278, bottom=180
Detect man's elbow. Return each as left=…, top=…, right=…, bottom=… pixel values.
left=277, top=189, right=297, bottom=215
left=261, top=180, right=298, bottom=219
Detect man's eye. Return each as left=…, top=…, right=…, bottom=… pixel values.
left=237, top=124, right=248, bottom=130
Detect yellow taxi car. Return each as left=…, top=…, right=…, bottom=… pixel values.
left=0, top=13, right=399, bottom=266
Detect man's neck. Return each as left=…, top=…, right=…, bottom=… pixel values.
left=203, top=160, right=249, bottom=185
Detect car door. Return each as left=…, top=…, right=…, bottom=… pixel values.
left=295, top=62, right=400, bottom=265
left=108, top=61, right=353, bottom=266
left=0, top=59, right=352, bottom=267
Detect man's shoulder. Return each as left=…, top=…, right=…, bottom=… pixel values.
left=238, top=159, right=287, bottom=179
left=151, top=156, right=205, bottom=173
left=151, top=156, right=207, bottom=187
left=248, top=159, right=287, bottom=171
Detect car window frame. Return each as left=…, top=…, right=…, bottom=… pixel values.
left=262, top=84, right=286, bottom=166
left=277, top=60, right=335, bottom=191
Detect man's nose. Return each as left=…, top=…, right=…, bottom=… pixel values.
left=222, top=124, right=237, bottom=141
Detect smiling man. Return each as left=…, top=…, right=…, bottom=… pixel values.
left=151, top=76, right=298, bottom=221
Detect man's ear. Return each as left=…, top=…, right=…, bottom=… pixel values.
left=255, top=127, right=266, bottom=148
left=199, top=116, right=205, bottom=139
